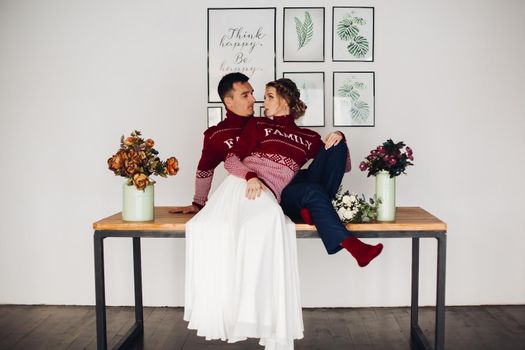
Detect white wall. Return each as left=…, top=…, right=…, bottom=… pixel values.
left=1, top=0, right=524, bottom=307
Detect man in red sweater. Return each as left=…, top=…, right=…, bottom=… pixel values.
left=170, top=72, right=255, bottom=213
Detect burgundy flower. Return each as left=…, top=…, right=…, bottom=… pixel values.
left=359, top=161, right=368, bottom=171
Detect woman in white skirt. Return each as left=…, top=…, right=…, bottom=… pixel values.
left=184, top=78, right=324, bottom=350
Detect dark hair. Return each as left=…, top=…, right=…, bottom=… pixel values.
left=266, top=78, right=307, bottom=119
left=217, top=72, right=250, bottom=103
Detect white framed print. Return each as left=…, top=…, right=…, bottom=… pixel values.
left=207, top=106, right=223, bottom=128
left=283, top=7, right=325, bottom=62
left=283, top=72, right=325, bottom=127
left=208, top=8, right=276, bottom=102
left=332, top=7, right=374, bottom=62
left=333, top=72, right=375, bottom=127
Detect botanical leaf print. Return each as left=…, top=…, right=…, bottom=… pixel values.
left=337, top=14, right=369, bottom=58
left=338, top=82, right=360, bottom=102
left=294, top=11, right=314, bottom=50
left=347, top=35, right=369, bottom=58
left=351, top=100, right=370, bottom=122
left=337, top=17, right=359, bottom=41
left=337, top=79, right=369, bottom=123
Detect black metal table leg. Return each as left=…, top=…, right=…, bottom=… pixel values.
left=435, top=234, right=447, bottom=350
left=94, top=232, right=107, bottom=350
left=411, top=237, right=420, bottom=329
left=112, top=237, right=145, bottom=350
left=133, top=237, right=144, bottom=327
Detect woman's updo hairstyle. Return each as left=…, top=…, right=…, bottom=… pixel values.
left=266, top=78, right=307, bottom=119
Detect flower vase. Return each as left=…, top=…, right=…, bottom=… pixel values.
left=122, top=182, right=154, bottom=221
left=375, top=170, right=396, bottom=221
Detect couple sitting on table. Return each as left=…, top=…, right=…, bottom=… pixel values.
left=170, top=72, right=383, bottom=350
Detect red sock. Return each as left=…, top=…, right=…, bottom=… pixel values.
left=341, top=237, right=383, bottom=267
left=299, top=208, right=314, bottom=225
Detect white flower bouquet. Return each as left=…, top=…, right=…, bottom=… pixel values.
left=332, top=188, right=380, bottom=223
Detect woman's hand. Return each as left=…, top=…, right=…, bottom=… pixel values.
left=246, top=178, right=265, bottom=200
left=323, top=131, right=344, bottom=149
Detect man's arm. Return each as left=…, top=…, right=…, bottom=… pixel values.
left=224, top=119, right=259, bottom=181
left=169, top=133, right=222, bottom=214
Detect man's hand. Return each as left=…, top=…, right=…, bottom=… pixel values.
left=323, top=131, right=344, bottom=149
left=245, top=178, right=264, bottom=200
left=169, top=205, right=200, bottom=214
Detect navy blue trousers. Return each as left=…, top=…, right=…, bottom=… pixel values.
left=280, top=142, right=351, bottom=255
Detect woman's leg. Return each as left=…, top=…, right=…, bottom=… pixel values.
left=281, top=182, right=382, bottom=266
left=303, top=141, right=348, bottom=198
left=232, top=190, right=303, bottom=349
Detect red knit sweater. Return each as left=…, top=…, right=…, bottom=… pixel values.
left=192, top=110, right=249, bottom=208
left=224, top=115, right=324, bottom=202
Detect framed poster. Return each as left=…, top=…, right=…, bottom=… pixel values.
left=333, top=72, right=375, bottom=127
left=208, top=8, right=276, bottom=102
left=283, top=72, right=325, bottom=126
left=207, top=106, right=223, bottom=127
left=283, top=7, right=325, bottom=62
left=332, top=7, right=374, bottom=62
left=259, top=105, right=266, bottom=117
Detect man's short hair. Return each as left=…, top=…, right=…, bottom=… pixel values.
left=217, top=73, right=250, bottom=103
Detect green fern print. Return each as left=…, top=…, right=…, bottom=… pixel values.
left=336, top=13, right=369, bottom=58
left=337, top=80, right=369, bottom=123
left=294, top=11, right=313, bottom=50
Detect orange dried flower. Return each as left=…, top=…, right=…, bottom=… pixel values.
left=166, top=157, right=179, bottom=176
left=108, top=130, right=179, bottom=190
left=133, top=173, right=150, bottom=190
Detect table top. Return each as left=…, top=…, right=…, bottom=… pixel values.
left=93, top=207, right=447, bottom=232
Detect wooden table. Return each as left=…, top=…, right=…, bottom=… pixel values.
left=93, top=206, right=447, bottom=350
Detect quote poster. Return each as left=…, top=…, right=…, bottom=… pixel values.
left=208, top=8, right=276, bottom=102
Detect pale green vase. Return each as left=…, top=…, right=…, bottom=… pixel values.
left=375, top=170, right=396, bottom=221
left=122, top=182, right=154, bottom=221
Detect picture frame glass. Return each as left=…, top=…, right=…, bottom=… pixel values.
left=284, top=72, right=324, bottom=127
left=283, top=8, right=324, bottom=62
left=333, top=7, right=374, bottom=61
left=207, top=107, right=223, bottom=127
left=333, top=72, right=374, bottom=126
left=208, top=8, right=276, bottom=102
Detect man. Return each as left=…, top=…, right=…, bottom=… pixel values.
left=170, top=72, right=255, bottom=213
left=171, top=72, right=382, bottom=267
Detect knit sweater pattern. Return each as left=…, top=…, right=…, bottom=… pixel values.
left=224, top=115, right=323, bottom=202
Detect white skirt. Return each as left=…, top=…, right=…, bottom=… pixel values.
left=184, top=175, right=304, bottom=350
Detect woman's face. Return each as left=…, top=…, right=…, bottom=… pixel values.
left=263, top=86, right=289, bottom=117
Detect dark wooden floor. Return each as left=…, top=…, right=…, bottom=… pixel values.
left=0, top=305, right=524, bottom=349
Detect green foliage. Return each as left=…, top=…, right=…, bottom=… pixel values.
left=337, top=80, right=369, bottom=122
left=351, top=100, right=370, bottom=122
left=332, top=188, right=381, bottom=224
left=294, top=11, right=314, bottom=50
left=337, top=14, right=369, bottom=58
left=347, top=35, right=369, bottom=58
left=336, top=17, right=359, bottom=41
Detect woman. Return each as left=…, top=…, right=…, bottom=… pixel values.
left=184, top=78, right=319, bottom=350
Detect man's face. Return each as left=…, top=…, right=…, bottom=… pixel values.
left=224, top=81, right=255, bottom=117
